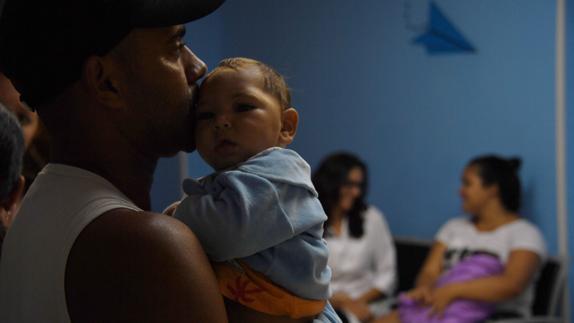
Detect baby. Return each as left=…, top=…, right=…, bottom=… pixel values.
left=173, top=58, right=336, bottom=321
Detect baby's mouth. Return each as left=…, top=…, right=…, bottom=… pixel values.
left=215, top=139, right=238, bottom=152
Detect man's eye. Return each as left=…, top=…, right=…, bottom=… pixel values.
left=196, top=112, right=215, bottom=120
left=173, top=42, right=186, bottom=56
left=235, top=104, right=256, bottom=112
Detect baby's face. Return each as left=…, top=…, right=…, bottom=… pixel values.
left=195, top=66, right=285, bottom=171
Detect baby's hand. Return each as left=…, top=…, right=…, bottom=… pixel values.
left=162, top=201, right=181, bottom=216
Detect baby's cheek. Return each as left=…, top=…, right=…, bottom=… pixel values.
left=194, top=129, right=210, bottom=149
left=194, top=122, right=208, bottom=137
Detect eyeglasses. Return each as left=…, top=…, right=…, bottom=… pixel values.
left=342, top=181, right=363, bottom=189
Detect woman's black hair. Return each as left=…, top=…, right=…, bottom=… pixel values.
left=468, top=155, right=522, bottom=212
left=312, top=152, right=368, bottom=238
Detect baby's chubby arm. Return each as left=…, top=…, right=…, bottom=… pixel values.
left=174, top=171, right=298, bottom=262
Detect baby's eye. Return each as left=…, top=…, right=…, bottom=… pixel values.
left=196, top=111, right=215, bottom=121
left=235, top=103, right=256, bottom=113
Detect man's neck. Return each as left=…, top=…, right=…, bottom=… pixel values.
left=51, top=139, right=158, bottom=211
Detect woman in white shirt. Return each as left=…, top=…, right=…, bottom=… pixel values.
left=313, top=153, right=396, bottom=323
left=375, top=155, right=546, bottom=323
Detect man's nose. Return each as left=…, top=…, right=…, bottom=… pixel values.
left=183, top=46, right=207, bottom=85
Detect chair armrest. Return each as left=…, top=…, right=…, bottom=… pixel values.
left=487, top=316, right=563, bottom=323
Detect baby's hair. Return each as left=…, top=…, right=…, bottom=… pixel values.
left=209, top=57, right=291, bottom=109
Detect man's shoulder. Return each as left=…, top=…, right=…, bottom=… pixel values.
left=65, top=209, right=226, bottom=322
left=66, top=208, right=205, bottom=293
left=75, top=208, right=200, bottom=257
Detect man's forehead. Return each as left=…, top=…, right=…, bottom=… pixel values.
left=131, top=25, right=186, bottom=40
left=114, top=25, right=185, bottom=54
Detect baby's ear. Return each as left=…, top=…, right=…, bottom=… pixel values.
left=279, top=107, right=299, bottom=147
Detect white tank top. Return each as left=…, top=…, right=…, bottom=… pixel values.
left=0, top=164, right=142, bottom=322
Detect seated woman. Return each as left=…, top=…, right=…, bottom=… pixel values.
left=375, top=155, right=546, bottom=323
left=313, top=153, right=397, bottom=323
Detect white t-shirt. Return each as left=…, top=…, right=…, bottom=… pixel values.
left=0, top=164, right=141, bottom=323
left=436, top=217, right=547, bottom=317
left=326, top=206, right=396, bottom=299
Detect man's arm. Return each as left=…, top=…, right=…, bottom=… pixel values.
left=65, top=208, right=227, bottom=323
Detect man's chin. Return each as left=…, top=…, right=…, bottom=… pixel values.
left=156, top=140, right=195, bottom=158
left=182, top=145, right=196, bottom=154
left=174, top=120, right=195, bottom=153
left=181, top=137, right=196, bottom=153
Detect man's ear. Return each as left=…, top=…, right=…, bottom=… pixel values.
left=279, top=107, right=299, bottom=147
left=0, top=175, right=25, bottom=229
left=82, top=56, right=125, bottom=109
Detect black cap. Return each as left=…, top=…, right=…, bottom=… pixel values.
left=0, top=0, right=225, bottom=108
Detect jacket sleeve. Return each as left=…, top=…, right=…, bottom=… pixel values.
left=174, top=171, right=298, bottom=261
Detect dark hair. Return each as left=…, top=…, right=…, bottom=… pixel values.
left=0, top=103, right=24, bottom=203
left=207, top=57, right=291, bottom=109
left=468, top=155, right=522, bottom=212
left=312, top=152, right=368, bottom=238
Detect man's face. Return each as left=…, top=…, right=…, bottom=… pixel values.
left=110, top=25, right=206, bottom=157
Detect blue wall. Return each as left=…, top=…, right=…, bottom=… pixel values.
left=179, top=0, right=557, bottom=249
left=152, top=0, right=568, bottom=315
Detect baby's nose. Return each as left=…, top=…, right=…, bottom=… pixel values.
left=214, top=115, right=232, bottom=130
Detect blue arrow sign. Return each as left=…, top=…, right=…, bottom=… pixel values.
left=414, top=2, right=476, bottom=54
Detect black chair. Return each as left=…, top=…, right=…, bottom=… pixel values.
left=489, top=256, right=565, bottom=323
left=393, top=237, right=565, bottom=322
left=395, top=237, right=432, bottom=293
left=531, top=257, right=564, bottom=316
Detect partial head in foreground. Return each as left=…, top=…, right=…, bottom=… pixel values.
left=0, top=104, right=25, bottom=230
